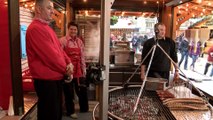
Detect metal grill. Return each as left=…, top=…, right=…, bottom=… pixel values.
left=108, top=86, right=176, bottom=120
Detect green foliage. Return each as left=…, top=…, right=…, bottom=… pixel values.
left=110, top=16, right=118, bottom=25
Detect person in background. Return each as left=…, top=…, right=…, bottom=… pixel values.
left=131, top=34, right=139, bottom=52
left=178, top=36, right=189, bottom=70
left=140, top=35, right=148, bottom=46
left=26, top=0, right=73, bottom=120
left=201, top=41, right=207, bottom=58
left=204, top=45, right=213, bottom=77
left=141, top=23, right=179, bottom=84
left=60, top=22, right=88, bottom=119
left=189, top=40, right=202, bottom=71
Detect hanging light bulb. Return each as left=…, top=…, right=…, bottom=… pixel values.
left=143, top=1, right=147, bottom=4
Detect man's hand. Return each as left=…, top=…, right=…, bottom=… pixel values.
left=173, top=71, right=180, bottom=83
left=141, top=71, right=145, bottom=80
left=83, top=69, right=86, bottom=77
left=64, top=75, right=73, bottom=83
left=141, top=65, right=145, bottom=80
left=66, top=63, right=74, bottom=76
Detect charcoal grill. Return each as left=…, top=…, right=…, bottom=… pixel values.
left=107, top=85, right=176, bottom=120
left=93, top=85, right=176, bottom=120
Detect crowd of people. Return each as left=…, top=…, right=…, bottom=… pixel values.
left=177, top=33, right=213, bottom=77
left=110, top=33, right=149, bottom=53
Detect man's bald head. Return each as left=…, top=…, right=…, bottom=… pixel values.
left=34, top=0, right=54, bottom=22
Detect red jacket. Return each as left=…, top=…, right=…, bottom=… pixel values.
left=26, top=19, right=70, bottom=80
left=207, top=46, right=213, bottom=63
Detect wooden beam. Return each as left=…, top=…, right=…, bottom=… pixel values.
left=190, top=1, right=213, bottom=10
left=166, top=0, right=192, bottom=7
left=176, top=11, right=211, bottom=29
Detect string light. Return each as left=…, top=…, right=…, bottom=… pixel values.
left=202, top=8, right=206, bottom=12
left=62, top=10, right=65, bottom=14
left=197, top=0, right=202, bottom=3
left=121, top=12, right=125, bottom=16
left=143, top=1, right=147, bottom=4
left=85, top=10, right=88, bottom=16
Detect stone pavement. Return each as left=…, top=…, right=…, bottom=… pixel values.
left=177, top=53, right=212, bottom=81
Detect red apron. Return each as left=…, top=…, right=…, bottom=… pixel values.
left=65, top=39, right=83, bottom=79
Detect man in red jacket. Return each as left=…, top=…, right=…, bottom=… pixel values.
left=26, top=0, right=73, bottom=120
left=204, top=45, right=213, bottom=77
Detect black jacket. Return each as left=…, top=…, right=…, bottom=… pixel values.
left=141, top=37, right=178, bottom=72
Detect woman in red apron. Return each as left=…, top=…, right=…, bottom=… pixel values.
left=60, top=22, right=88, bottom=119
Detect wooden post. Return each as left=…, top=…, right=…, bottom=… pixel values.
left=161, top=6, right=173, bottom=38
left=8, top=0, right=24, bottom=115
left=99, top=0, right=111, bottom=119
left=172, top=7, right=178, bottom=40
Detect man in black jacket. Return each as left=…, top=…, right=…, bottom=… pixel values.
left=140, top=23, right=179, bottom=83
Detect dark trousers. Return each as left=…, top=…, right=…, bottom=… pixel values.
left=190, top=54, right=198, bottom=70
left=204, top=63, right=211, bottom=75
left=34, top=79, right=63, bottom=120
left=179, top=51, right=188, bottom=70
left=63, top=78, right=89, bottom=116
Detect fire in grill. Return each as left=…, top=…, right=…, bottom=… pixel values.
left=108, top=85, right=176, bottom=120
